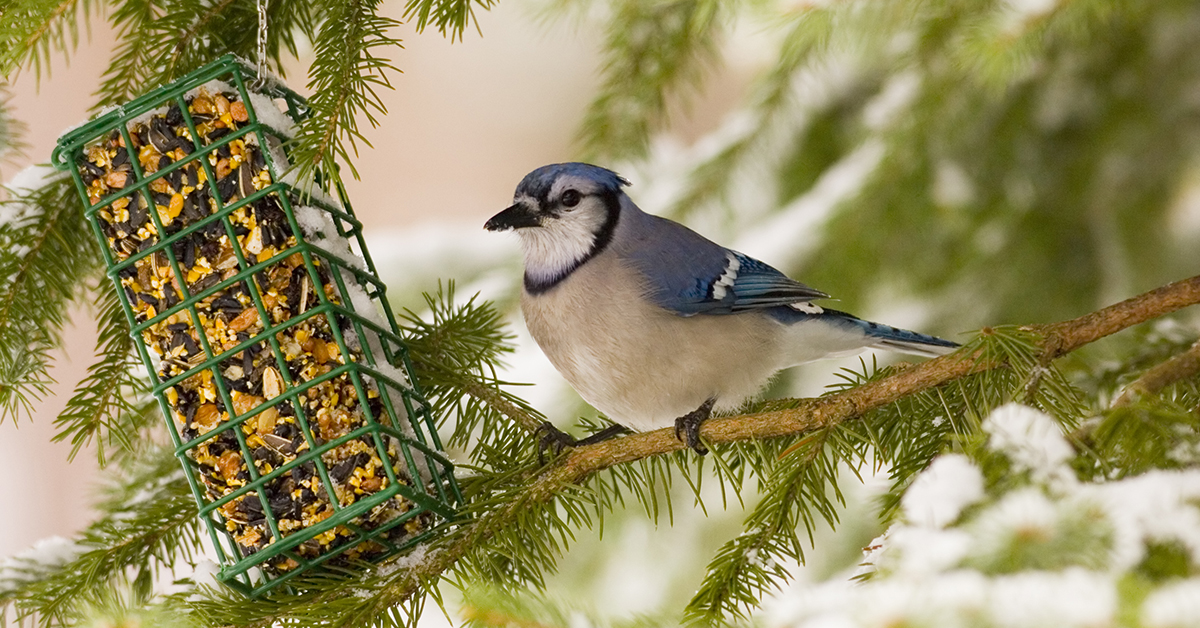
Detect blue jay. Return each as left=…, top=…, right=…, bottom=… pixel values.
left=485, top=163, right=957, bottom=454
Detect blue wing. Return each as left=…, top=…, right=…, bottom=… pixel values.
left=714, top=254, right=830, bottom=313
left=621, top=214, right=829, bottom=316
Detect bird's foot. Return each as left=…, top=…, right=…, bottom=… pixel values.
left=537, top=422, right=577, bottom=462
left=674, top=398, right=716, bottom=455
left=536, top=422, right=630, bottom=463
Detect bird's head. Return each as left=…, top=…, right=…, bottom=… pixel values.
left=486, top=163, right=631, bottom=289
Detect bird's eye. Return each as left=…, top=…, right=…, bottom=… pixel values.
left=561, top=189, right=581, bottom=208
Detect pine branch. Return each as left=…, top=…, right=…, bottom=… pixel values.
left=458, top=380, right=545, bottom=436
left=288, top=0, right=401, bottom=185
left=1068, top=324, right=1200, bottom=478
left=684, top=427, right=837, bottom=622
left=2, top=449, right=199, bottom=626
left=363, top=273, right=1200, bottom=618
left=0, top=0, right=95, bottom=78
left=399, top=285, right=547, bottom=472
left=52, top=282, right=154, bottom=466
left=1112, top=339, right=1200, bottom=407
left=255, top=0, right=319, bottom=73
left=685, top=323, right=1086, bottom=623
left=3, top=1, right=1196, bottom=624
left=96, top=0, right=163, bottom=109
left=0, top=91, right=28, bottom=171
left=180, top=274, right=1200, bottom=627
left=579, top=0, right=723, bottom=160
left=0, top=175, right=100, bottom=423
left=163, top=0, right=240, bottom=80
left=160, top=0, right=315, bottom=85
left=1038, top=276, right=1200, bottom=359
left=98, top=0, right=313, bottom=109
left=402, top=0, right=496, bottom=43
left=1083, top=397, right=1200, bottom=479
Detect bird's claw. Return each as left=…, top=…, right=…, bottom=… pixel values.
left=536, top=422, right=631, bottom=463
left=674, top=415, right=708, bottom=455
left=674, top=399, right=715, bottom=455
left=536, top=421, right=577, bottom=463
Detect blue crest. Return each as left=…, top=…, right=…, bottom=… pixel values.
left=515, top=163, right=630, bottom=201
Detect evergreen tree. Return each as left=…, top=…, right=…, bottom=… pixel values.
left=2, top=0, right=1200, bottom=627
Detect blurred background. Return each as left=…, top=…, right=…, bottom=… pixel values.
left=5, top=0, right=1200, bottom=622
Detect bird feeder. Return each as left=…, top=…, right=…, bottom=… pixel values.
left=52, top=55, right=461, bottom=597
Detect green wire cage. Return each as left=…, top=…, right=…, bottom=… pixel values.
left=52, top=55, right=461, bottom=597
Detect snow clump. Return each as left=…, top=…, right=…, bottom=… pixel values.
left=768, top=403, right=1200, bottom=628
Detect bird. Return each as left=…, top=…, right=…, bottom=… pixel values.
left=485, top=162, right=958, bottom=455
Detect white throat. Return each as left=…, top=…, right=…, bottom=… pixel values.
left=518, top=210, right=607, bottom=284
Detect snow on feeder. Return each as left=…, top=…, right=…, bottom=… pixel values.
left=52, top=55, right=461, bottom=596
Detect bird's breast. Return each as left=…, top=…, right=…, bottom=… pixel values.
left=520, top=255, right=658, bottom=392
left=520, top=254, right=784, bottom=432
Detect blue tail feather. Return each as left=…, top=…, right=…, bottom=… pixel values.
left=770, top=305, right=959, bottom=358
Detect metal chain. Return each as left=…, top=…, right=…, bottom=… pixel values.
left=255, top=0, right=268, bottom=83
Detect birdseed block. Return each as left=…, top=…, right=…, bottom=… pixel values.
left=53, top=56, right=460, bottom=596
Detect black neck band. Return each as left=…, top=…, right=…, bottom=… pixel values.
left=524, top=194, right=621, bottom=295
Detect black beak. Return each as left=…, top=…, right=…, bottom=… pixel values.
left=485, top=203, right=541, bottom=231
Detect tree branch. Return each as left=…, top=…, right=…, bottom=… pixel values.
left=1113, top=338, right=1200, bottom=407
left=1039, top=274, right=1200, bottom=359
left=358, top=273, right=1200, bottom=618
left=0, top=0, right=82, bottom=75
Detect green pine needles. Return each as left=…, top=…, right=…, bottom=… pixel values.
left=0, top=175, right=98, bottom=424
left=52, top=284, right=152, bottom=466
left=580, top=0, right=721, bottom=161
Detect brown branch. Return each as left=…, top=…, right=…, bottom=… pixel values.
left=1113, top=338, right=1200, bottom=407
left=306, top=273, right=1200, bottom=623
left=1037, top=274, right=1200, bottom=359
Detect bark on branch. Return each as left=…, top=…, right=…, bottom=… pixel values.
left=1113, top=339, right=1200, bottom=407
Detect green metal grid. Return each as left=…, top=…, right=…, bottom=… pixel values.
left=53, top=55, right=462, bottom=597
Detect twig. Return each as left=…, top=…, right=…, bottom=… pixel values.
left=1113, top=338, right=1200, bottom=407
left=1036, top=274, right=1200, bottom=359
left=461, top=380, right=546, bottom=434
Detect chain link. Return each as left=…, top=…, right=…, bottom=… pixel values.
left=255, top=0, right=268, bottom=83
